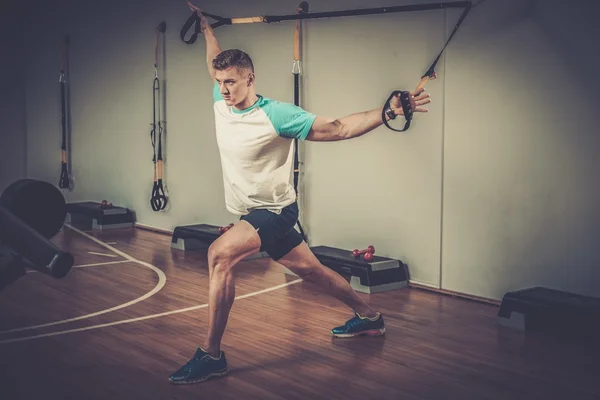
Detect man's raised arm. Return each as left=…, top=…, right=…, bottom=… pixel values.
left=188, top=2, right=221, bottom=82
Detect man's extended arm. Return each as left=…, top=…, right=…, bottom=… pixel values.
left=306, top=90, right=431, bottom=142
left=306, top=108, right=390, bottom=142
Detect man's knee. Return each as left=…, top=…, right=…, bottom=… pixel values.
left=289, top=262, right=322, bottom=282
left=207, top=227, right=261, bottom=273
left=207, top=242, right=235, bottom=273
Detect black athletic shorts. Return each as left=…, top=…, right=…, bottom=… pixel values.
left=239, top=202, right=304, bottom=261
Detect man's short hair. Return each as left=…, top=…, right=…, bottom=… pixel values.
left=213, top=49, right=254, bottom=75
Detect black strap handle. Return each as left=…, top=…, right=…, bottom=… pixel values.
left=180, top=12, right=201, bottom=44
left=180, top=11, right=231, bottom=44
left=382, top=91, right=413, bottom=132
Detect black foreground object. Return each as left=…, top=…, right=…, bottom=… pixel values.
left=0, top=179, right=74, bottom=291
left=0, top=178, right=67, bottom=239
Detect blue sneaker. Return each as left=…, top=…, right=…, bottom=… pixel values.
left=169, top=348, right=229, bottom=384
left=331, top=312, right=386, bottom=337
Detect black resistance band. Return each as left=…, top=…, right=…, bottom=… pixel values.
left=58, top=35, right=70, bottom=189
left=150, top=21, right=168, bottom=212
left=293, top=1, right=309, bottom=241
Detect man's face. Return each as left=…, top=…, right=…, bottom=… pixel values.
left=215, top=67, right=253, bottom=108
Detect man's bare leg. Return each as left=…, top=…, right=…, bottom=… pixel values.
left=202, top=220, right=261, bottom=357
left=276, top=241, right=376, bottom=318
left=169, top=220, right=261, bottom=384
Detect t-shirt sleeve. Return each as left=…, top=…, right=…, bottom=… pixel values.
left=266, top=101, right=317, bottom=141
left=213, top=81, right=223, bottom=103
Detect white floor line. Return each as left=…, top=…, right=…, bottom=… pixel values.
left=87, top=251, right=119, bottom=258
left=0, top=279, right=302, bottom=344
left=0, top=225, right=167, bottom=335
left=25, top=260, right=130, bottom=274
left=73, top=260, right=130, bottom=269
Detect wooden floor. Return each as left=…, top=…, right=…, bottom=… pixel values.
left=0, top=225, right=598, bottom=400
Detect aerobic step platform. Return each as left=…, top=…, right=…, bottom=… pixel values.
left=498, top=286, right=600, bottom=340
left=65, top=202, right=134, bottom=230
left=282, top=245, right=408, bottom=294
left=171, top=224, right=268, bottom=260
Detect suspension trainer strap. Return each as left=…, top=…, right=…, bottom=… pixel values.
left=58, top=35, right=70, bottom=189
left=178, top=2, right=471, bottom=134
left=150, top=21, right=168, bottom=211
left=383, top=4, right=472, bottom=132
left=181, top=1, right=471, bottom=35
left=293, top=1, right=309, bottom=241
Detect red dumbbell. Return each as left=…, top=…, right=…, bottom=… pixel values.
left=99, top=200, right=113, bottom=209
left=352, top=245, right=375, bottom=261
left=218, top=223, right=234, bottom=234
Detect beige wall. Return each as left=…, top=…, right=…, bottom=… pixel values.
left=442, top=0, right=600, bottom=299
left=15, top=0, right=600, bottom=300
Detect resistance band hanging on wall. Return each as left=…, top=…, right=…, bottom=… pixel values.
left=150, top=21, right=168, bottom=212
left=293, top=1, right=309, bottom=241
left=58, top=35, right=71, bottom=190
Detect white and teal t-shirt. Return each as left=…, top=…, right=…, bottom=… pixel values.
left=213, top=82, right=317, bottom=215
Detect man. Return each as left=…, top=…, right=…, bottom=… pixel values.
left=169, top=3, right=431, bottom=385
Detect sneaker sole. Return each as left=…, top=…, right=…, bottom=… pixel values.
left=332, top=327, right=386, bottom=338
left=169, top=368, right=229, bottom=385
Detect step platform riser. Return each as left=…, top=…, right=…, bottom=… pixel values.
left=299, top=245, right=408, bottom=294
left=65, top=202, right=134, bottom=230
left=497, top=286, right=600, bottom=341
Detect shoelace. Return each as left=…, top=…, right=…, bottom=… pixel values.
left=346, top=317, right=364, bottom=328
left=183, top=354, right=208, bottom=370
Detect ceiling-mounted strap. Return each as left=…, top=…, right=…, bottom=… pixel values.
left=383, top=4, right=472, bottom=132
left=422, top=4, right=472, bottom=81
